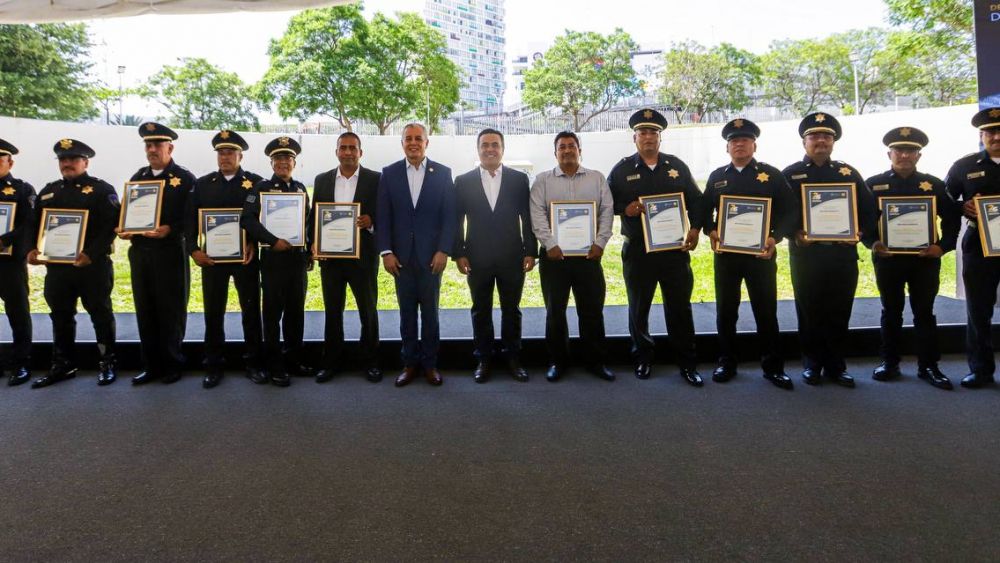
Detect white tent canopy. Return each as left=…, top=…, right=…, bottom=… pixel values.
left=0, top=0, right=351, bottom=23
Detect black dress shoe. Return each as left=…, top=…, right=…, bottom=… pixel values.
left=315, top=369, right=336, bottom=383
left=589, top=365, right=616, bottom=381
left=473, top=361, right=491, bottom=384
left=507, top=359, right=529, bottom=382
left=97, top=360, right=117, bottom=386
left=245, top=368, right=269, bottom=385
left=203, top=371, right=223, bottom=389
left=131, top=371, right=159, bottom=385
left=917, top=365, right=953, bottom=390
left=365, top=367, right=383, bottom=383
left=8, top=366, right=30, bottom=386
left=161, top=371, right=182, bottom=384
left=680, top=367, right=703, bottom=387
left=872, top=362, right=902, bottom=381
left=712, top=364, right=736, bottom=383
left=271, top=371, right=291, bottom=387
left=960, top=373, right=995, bottom=389
left=31, top=366, right=77, bottom=389
left=827, top=370, right=855, bottom=388
left=802, top=368, right=822, bottom=386
left=546, top=364, right=564, bottom=382
left=764, top=371, right=794, bottom=390
left=634, top=363, right=651, bottom=380
left=289, top=364, right=314, bottom=378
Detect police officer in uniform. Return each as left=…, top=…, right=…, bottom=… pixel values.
left=783, top=113, right=878, bottom=388
left=123, top=123, right=197, bottom=386
left=28, top=139, right=119, bottom=388
left=0, top=139, right=35, bottom=386
left=185, top=130, right=265, bottom=388
left=607, top=109, right=703, bottom=385
left=702, top=119, right=796, bottom=390
left=241, top=136, right=311, bottom=387
left=868, top=127, right=959, bottom=390
left=944, top=107, right=1000, bottom=389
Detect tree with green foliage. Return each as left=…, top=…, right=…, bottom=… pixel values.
left=760, top=37, right=837, bottom=115
left=0, top=23, right=97, bottom=121
left=884, top=0, right=972, bottom=37
left=658, top=41, right=761, bottom=124
left=141, top=58, right=260, bottom=131
left=257, top=6, right=461, bottom=135
left=522, top=29, right=640, bottom=131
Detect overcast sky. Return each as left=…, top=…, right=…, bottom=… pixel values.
left=86, top=0, right=890, bottom=120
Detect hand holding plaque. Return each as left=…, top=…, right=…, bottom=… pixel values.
left=878, top=195, right=936, bottom=254
left=801, top=183, right=859, bottom=242
left=314, top=202, right=360, bottom=259
left=0, top=202, right=14, bottom=257
left=717, top=195, right=771, bottom=255
left=975, top=195, right=1000, bottom=257
left=37, top=208, right=88, bottom=264
left=639, top=193, right=688, bottom=252
left=260, top=192, right=306, bottom=247
left=550, top=201, right=596, bottom=257
left=119, top=180, right=164, bottom=234
left=198, top=208, right=244, bottom=263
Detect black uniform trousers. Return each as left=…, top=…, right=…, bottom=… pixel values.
left=961, top=229, right=1000, bottom=377
left=539, top=254, right=606, bottom=366
left=873, top=254, right=941, bottom=368
left=319, top=257, right=379, bottom=369
left=789, top=244, right=858, bottom=374
left=623, top=246, right=697, bottom=369
left=129, top=243, right=189, bottom=374
left=201, top=261, right=263, bottom=369
left=260, top=250, right=307, bottom=371
left=0, top=261, right=31, bottom=368
left=714, top=252, right=782, bottom=373
left=469, top=261, right=526, bottom=360
left=43, top=259, right=116, bottom=367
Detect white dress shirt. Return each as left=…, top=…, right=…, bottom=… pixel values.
left=405, top=158, right=427, bottom=207
left=480, top=165, right=503, bottom=211
left=335, top=168, right=359, bottom=203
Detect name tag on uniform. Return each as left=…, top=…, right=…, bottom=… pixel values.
left=626, top=174, right=641, bottom=181
left=41, top=193, right=54, bottom=200
left=871, top=184, right=889, bottom=191
left=791, top=174, right=808, bottom=180
left=713, top=181, right=727, bottom=189
left=968, top=171, right=986, bottom=179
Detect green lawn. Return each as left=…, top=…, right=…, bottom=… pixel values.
left=13, top=216, right=956, bottom=314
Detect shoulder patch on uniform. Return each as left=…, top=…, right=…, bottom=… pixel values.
left=968, top=171, right=986, bottom=179
left=41, top=193, right=54, bottom=200
left=791, top=174, right=808, bottom=180
left=246, top=194, right=256, bottom=204
left=626, top=174, right=641, bottom=181
left=871, top=184, right=890, bottom=191
left=108, top=193, right=120, bottom=205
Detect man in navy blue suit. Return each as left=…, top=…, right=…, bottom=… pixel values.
left=377, top=123, right=456, bottom=387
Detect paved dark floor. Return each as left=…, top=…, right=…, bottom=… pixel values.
left=1, top=355, right=998, bottom=561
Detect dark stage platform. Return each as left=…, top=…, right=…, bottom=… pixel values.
left=3, top=296, right=986, bottom=370
left=1, top=356, right=998, bottom=561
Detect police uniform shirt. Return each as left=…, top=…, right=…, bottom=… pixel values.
left=945, top=150, right=1000, bottom=216
left=702, top=158, right=796, bottom=240
left=129, top=159, right=196, bottom=247
left=868, top=168, right=960, bottom=252
left=607, top=152, right=703, bottom=247
left=185, top=167, right=264, bottom=254
left=243, top=175, right=310, bottom=250
left=34, top=173, right=120, bottom=262
left=0, top=173, right=36, bottom=260
left=782, top=156, right=878, bottom=245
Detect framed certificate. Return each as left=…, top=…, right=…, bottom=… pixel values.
left=975, top=195, right=1000, bottom=257
left=550, top=200, right=596, bottom=257
left=639, top=193, right=688, bottom=252
left=118, top=180, right=164, bottom=234
left=718, top=195, right=771, bottom=255
left=314, top=202, right=360, bottom=259
left=878, top=195, right=936, bottom=254
left=801, top=183, right=859, bottom=242
left=198, top=208, right=245, bottom=263
left=0, top=201, right=14, bottom=256
left=37, top=208, right=88, bottom=264
left=260, top=192, right=307, bottom=247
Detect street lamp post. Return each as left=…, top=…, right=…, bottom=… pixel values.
left=117, top=65, right=125, bottom=125
left=850, top=58, right=860, bottom=115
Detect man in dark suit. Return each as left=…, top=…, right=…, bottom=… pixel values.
left=377, top=123, right=456, bottom=387
left=454, top=128, right=536, bottom=383
left=311, top=132, right=382, bottom=384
